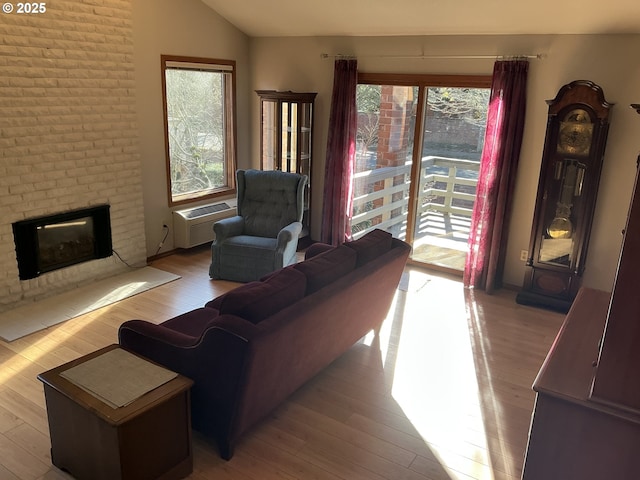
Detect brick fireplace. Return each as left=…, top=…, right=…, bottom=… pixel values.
left=0, top=1, right=147, bottom=312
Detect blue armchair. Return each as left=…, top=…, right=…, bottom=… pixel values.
left=209, top=169, right=308, bottom=282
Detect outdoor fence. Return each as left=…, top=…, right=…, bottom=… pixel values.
left=351, top=156, right=479, bottom=240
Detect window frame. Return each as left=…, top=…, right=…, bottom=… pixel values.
left=161, top=55, right=238, bottom=207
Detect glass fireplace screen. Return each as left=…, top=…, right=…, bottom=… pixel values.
left=12, top=205, right=112, bottom=280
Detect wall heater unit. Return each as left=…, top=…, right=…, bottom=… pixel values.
left=173, top=199, right=237, bottom=248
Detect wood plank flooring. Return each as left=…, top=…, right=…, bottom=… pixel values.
left=0, top=245, right=565, bottom=480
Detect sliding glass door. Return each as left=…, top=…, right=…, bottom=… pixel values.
left=352, top=84, right=417, bottom=241
left=352, top=74, right=491, bottom=272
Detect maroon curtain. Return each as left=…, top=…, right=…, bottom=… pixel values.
left=320, top=59, right=357, bottom=245
left=464, top=60, right=529, bottom=292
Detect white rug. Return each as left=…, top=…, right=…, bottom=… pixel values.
left=0, top=267, right=180, bottom=342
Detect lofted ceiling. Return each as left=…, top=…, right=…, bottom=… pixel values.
left=200, top=0, right=640, bottom=37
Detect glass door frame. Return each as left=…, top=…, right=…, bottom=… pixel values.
left=356, top=73, right=492, bottom=274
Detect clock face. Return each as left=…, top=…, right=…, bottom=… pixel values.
left=557, top=109, right=593, bottom=156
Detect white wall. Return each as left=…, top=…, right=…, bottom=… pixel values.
left=249, top=34, right=640, bottom=292
left=133, top=0, right=251, bottom=256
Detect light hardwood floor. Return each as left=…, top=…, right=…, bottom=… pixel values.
left=0, top=246, right=565, bottom=480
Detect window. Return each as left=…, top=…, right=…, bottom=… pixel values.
left=161, top=55, right=237, bottom=206
left=353, top=73, right=491, bottom=272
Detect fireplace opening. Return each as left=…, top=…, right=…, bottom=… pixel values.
left=12, top=205, right=113, bottom=280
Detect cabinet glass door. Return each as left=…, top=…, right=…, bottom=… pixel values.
left=257, top=90, right=317, bottom=239
left=261, top=100, right=278, bottom=170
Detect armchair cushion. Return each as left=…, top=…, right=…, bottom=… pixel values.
left=221, top=235, right=278, bottom=256
left=219, top=267, right=307, bottom=323
left=239, top=169, right=305, bottom=238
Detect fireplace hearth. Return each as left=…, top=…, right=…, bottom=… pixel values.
left=12, top=205, right=113, bottom=280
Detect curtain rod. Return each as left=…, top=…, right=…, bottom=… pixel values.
left=320, top=53, right=544, bottom=60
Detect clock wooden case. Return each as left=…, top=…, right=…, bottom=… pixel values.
left=516, top=80, right=613, bottom=312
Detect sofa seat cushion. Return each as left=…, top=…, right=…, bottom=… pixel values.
left=345, top=229, right=393, bottom=267
left=161, top=307, right=221, bottom=337
left=293, top=245, right=357, bottom=294
left=218, top=267, right=307, bottom=323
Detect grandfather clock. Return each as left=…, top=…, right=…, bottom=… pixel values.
left=516, top=80, right=613, bottom=312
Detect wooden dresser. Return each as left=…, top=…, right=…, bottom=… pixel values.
left=522, top=158, right=640, bottom=479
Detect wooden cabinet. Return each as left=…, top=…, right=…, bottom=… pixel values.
left=38, top=345, right=193, bottom=480
left=256, top=90, right=316, bottom=239
left=522, top=148, right=640, bottom=479
left=590, top=154, right=640, bottom=409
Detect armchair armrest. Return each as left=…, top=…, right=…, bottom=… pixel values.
left=213, top=216, right=245, bottom=243
left=274, top=221, right=303, bottom=269
left=276, top=221, right=303, bottom=249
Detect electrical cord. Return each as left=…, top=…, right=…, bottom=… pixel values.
left=112, top=224, right=169, bottom=268
left=112, top=248, right=137, bottom=269
left=155, top=224, right=170, bottom=256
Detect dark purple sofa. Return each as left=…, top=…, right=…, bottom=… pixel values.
left=118, top=229, right=410, bottom=459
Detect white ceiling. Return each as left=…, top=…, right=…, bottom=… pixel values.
left=200, top=0, right=640, bottom=37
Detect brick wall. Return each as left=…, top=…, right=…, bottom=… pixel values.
left=0, top=0, right=146, bottom=311
left=376, top=86, right=414, bottom=168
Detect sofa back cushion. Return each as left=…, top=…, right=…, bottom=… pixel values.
left=294, top=245, right=357, bottom=294
left=303, top=242, right=335, bottom=260
left=344, top=229, right=393, bottom=267
left=219, top=267, right=307, bottom=323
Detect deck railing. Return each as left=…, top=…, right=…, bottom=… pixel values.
left=351, top=156, right=479, bottom=239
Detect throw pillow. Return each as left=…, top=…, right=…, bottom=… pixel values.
left=219, top=267, right=307, bottom=323
left=303, top=242, right=335, bottom=260
left=294, top=245, right=357, bottom=294
left=344, top=229, right=393, bottom=267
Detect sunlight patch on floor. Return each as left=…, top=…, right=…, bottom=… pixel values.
left=0, top=267, right=179, bottom=341
left=0, top=304, right=114, bottom=387
left=0, top=267, right=180, bottom=397
left=390, top=269, right=494, bottom=480
left=362, top=295, right=399, bottom=364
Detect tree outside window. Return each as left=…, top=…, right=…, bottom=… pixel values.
left=161, top=56, right=237, bottom=206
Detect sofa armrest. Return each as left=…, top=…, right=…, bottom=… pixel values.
left=118, top=319, right=201, bottom=349
left=118, top=314, right=260, bottom=460
left=118, top=316, right=256, bottom=358
left=213, top=216, right=245, bottom=243
left=205, top=295, right=224, bottom=310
